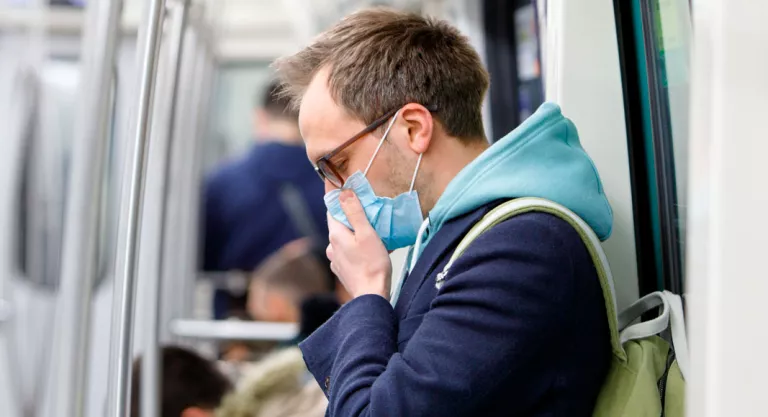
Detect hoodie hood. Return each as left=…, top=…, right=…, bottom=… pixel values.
left=422, top=102, right=613, bottom=251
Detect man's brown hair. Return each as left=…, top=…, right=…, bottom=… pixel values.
left=273, top=7, right=490, bottom=141
left=259, top=79, right=298, bottom=120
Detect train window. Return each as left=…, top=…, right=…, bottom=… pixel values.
left=205, top=62, right=274, bottom=171
left=483, top=0, right=545, bottom=140
left=513, top=2, right=544, bottom=122
left=614, top=0, right=692, bottom=295
left=14, top=61, right=79, bottom=288
left=14, top=71, right=38, bottom=278
left=11, top=58, right=116, bottom=289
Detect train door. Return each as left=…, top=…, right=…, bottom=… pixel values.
left=614, top=0, right=692, bottom=296
left=0, top=2, right=131, bottom=417
left=0, top=55, right=36, bottom=417
left=17, top=59, right=79, bottom=417
left=0, top=49, right=83, bottom=417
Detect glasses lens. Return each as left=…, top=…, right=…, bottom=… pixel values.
left=317, top=159, right=343, bottom=188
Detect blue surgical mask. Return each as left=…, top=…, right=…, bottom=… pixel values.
left=324, top=110, right=424, bottom=251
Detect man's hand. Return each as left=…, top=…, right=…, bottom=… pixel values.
left=326, top=189, right=392, bottom=300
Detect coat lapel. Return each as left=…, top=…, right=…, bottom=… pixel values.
left=393, top=206, right=494, bottom=320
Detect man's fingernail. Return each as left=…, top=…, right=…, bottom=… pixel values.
left=340, top=190, right=352, bottom=202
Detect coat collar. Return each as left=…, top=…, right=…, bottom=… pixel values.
left=393, top=203, right=497, bottom=319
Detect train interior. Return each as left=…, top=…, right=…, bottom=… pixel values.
left=0, top=0, right=766, bottom=416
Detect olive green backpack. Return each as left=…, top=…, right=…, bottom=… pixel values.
left=437, top=197, right=689, bottom=417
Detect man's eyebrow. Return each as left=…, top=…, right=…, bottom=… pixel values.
left=327, top=148, right=350, bottom=166
left=309, top=148, right=331, bottom=164
left=313, top=142, right=350, bottom=162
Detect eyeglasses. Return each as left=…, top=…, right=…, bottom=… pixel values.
left=314, top=104, right=437, bottom=188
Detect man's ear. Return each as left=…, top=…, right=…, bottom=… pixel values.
left=399, top=103, right=434, bottom=154
left=181, top=406, right=214, bottom=417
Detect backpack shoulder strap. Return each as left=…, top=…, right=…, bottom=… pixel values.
left=436, top=197, right=626, bottom=361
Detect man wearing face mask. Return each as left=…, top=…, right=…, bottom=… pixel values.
left=272, top=7, right=613, bottom=417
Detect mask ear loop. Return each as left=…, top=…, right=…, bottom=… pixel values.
left=364, top=110, right=401, bottom=176
left=409, top=153, right=423, bottom=192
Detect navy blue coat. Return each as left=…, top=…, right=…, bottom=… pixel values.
left=300, top=201, right=611, bottom=416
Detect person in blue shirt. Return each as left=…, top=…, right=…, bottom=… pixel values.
left=271, top=7, right=613, bottom=417
left=202, top=81, right=329, bottom=320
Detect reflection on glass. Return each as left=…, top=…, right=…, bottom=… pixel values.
left=640, top=0, right=692, bottom=292
left=655, top=0, right=692, bottom=244
left=514, top=3, right=543, bottom=122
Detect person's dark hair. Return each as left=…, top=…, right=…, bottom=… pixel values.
left=251, top=240, right=331, bottom=307
left=259, top=79, right=298, bottom=120
left=298, top=293, right=340, bottom=339
left=273, top=7, right=490, bottom=141
left=130, top=346, right=233, bottom=417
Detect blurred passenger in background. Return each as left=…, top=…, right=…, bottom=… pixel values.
left=202, top=80, right=330, bottom=320
left=294, top=292, right=342, bottom=342
left=217, top=239, right=339, bottom=367
left=216, top=240, right=335, bottom=417
left=218, top=311, right=275, bottom=365
left=215, top=347, right=327, bottom=417
left=247, top=238, right=338, bottom=329
left=131, top=346, right=233, bottom=417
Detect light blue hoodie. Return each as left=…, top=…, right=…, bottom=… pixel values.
left=413, top=102, right=613, bottom=264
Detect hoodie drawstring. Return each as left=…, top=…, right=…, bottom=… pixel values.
left=390, top=217, right=431, bottom=306
left=410, top=218, right=430, bottom=272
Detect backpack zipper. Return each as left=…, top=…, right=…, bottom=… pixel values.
left=657, top=348, right=676, bottom=417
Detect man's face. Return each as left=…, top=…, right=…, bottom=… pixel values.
left=299, top=67, right=411, bottom=198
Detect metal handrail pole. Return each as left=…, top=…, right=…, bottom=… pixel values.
left=105, top=0, right=167, bottom=416
left=141, top=1, right=190, bottom=417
